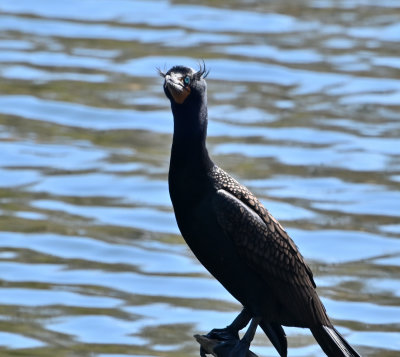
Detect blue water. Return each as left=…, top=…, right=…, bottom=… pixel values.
left=0, top=1, right=399, bottom=356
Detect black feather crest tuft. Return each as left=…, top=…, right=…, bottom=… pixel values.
left=194, top=60, right=210, bottom=80
left=157, top=67, right=166, bottom=78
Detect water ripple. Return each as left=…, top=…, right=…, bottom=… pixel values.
left=1, top=0, right=399, bottom=355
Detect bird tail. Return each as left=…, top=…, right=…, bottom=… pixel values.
left=311, top=325, right=361, bottom=357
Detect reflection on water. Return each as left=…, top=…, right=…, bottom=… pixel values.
left=0, top=0, right=399, bottom=356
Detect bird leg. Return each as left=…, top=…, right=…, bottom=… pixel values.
left=199, top=309, right=261, bottom=357
left=211, top=317, right=261, bottom=357
left=199, top=308, right=251, bottom=357
left=204, top=308, right=251, bottom=342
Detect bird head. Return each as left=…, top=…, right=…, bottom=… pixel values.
left=159, top=63, right=209, bottom=105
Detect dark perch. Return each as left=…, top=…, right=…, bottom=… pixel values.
left=160, top=63, right=361, bottom=357
left=194, top=335, right=258, bottom=357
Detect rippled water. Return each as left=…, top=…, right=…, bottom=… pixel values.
left=1, top=1, right=399, bottom=356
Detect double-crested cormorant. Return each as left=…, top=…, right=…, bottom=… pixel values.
left=160, top=63, right=361, bottom=357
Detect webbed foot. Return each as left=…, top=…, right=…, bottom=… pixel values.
left=195, top=334, right=257, bottom=357
left=206, top=308, right=251, bottom=341
left=197, top=316, right=260, bottom=357
left=205, top=326, right=239, bottom=341
left=200, top=326, right=239, bottom=357
left=199, top=308, right=250, bottom=356
left=213, top=339, right=257, bottom=357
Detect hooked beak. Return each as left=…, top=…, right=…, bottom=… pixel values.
left=164, top=73, right=191, bottom=104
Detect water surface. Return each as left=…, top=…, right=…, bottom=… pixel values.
left=0, top=1, right=399, bottom=356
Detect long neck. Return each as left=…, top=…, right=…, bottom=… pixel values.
left=170, top=96, right=213, bottom=173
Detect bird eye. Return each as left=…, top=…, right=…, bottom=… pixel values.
left=184, top=76, right=191, bottom=85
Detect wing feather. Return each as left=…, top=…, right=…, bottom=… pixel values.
left=210, top=166, right=315, bottom=289
left=209, top=166, right=332, bottom=326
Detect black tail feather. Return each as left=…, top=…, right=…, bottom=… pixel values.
left=311, top=325, right=361, bottom=357
left=259, top=321, right=287, bottom=357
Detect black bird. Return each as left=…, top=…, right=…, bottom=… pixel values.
left=160, top=63, right=361, bottom=357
